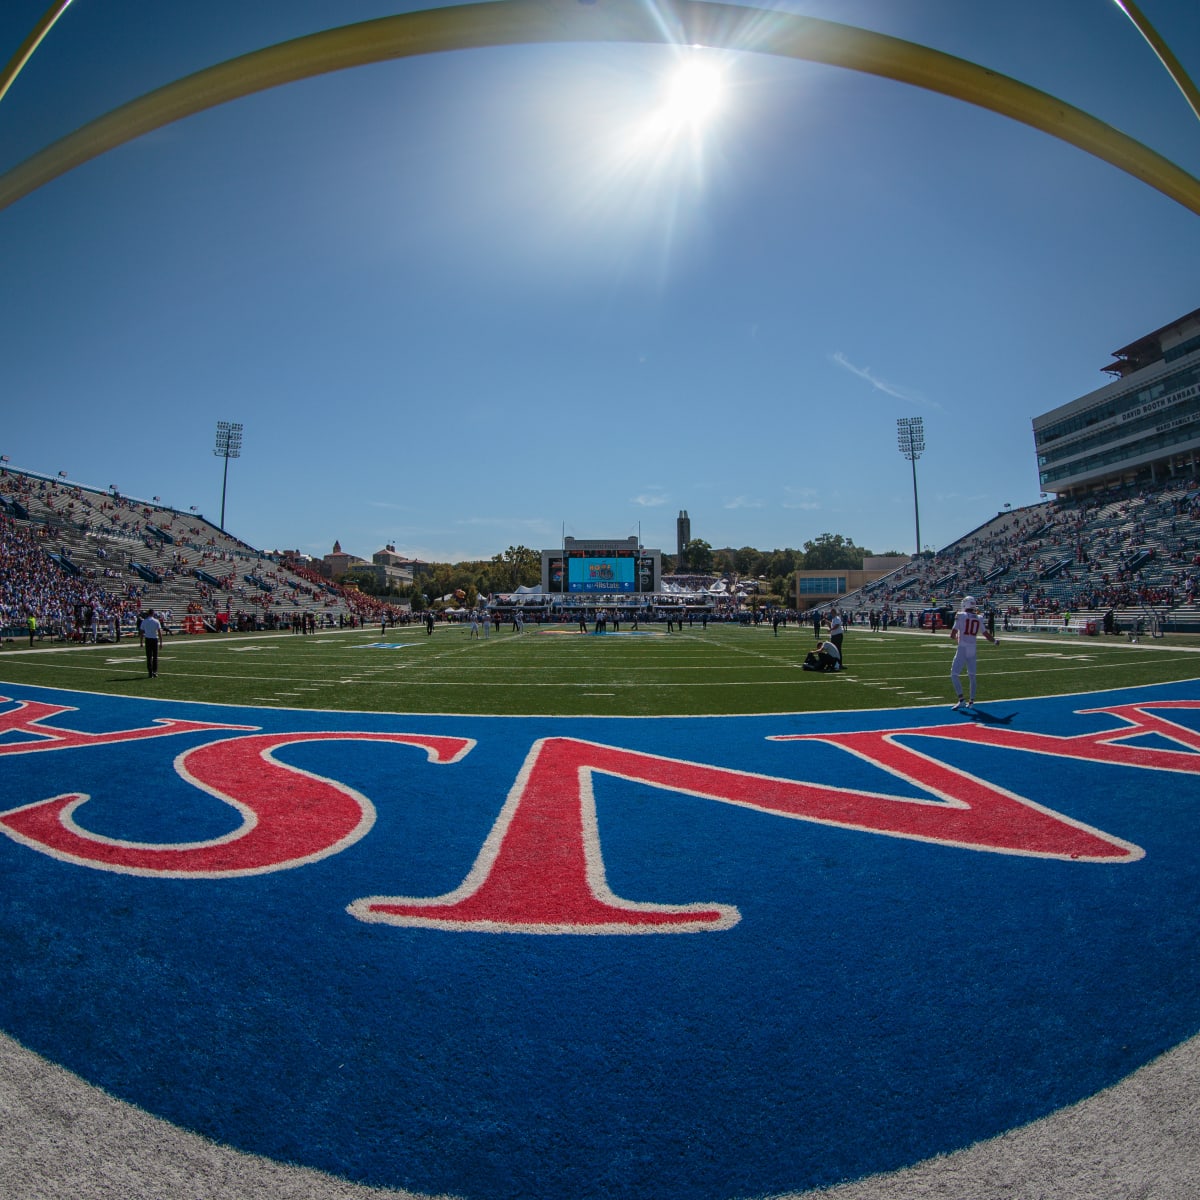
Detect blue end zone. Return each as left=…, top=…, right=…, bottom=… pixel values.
left=0, top=680, right=1197, bottom=1200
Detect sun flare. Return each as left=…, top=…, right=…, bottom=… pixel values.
left=661, top=58, right=725, bottom=128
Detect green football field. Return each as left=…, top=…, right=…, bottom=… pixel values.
left=2, top=622, right=1198, bottom=716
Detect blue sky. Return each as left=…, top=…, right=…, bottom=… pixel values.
left=2, top=0, right=1199, bottom=564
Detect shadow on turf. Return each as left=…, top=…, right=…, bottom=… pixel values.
left=958, top=707, right=1017, bottom=725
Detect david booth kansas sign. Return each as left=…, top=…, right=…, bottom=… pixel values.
left=1, top=682, right=1199, bottom=1200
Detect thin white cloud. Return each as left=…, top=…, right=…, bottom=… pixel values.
left=830, top=352, right=940, bottom=409
left=456, top=516, right=555, bottom=535
left=724, top=495, right=763, bottom=510
left=782, top=486, right=819, bottom=511
left=935, top=492, right=989, bottom=504
left=631, top=492, right=668, bottom=507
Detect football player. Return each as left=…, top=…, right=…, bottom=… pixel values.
left=950, top=595, right=996, bottom=712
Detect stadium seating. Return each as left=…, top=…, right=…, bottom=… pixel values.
left=838, top=477, right=1200, bottom=633
left=3, top=465, right=1197, bottom=640
left=0, top=468, right=388, bottom=637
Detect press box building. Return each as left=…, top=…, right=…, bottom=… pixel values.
left=1033, top=306, right=1200, bottom=498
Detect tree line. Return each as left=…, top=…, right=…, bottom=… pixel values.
left=349, top=534, right=899, bottom=610
left=675, top=533, right=899, bottom=606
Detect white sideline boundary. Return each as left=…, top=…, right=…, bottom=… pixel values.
left=2, top=1027, right=1197, bottom=1200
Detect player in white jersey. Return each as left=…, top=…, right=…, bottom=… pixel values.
left=949, top=595, right=995, bottom=711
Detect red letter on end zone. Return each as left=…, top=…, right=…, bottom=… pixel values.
left=350, top=729, right=1139, bottom=936
left=0, top=732, right=472, bottom=877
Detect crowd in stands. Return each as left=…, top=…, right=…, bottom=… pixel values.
left=4, top=465, right=1199, bottom=644
left=0, top=467, right=453, bottom=642
left=0, top=469, right=396, bottom=639
left=0, top=515, right=134, bottom=638
left=835, top=476, right=1200, bottom=628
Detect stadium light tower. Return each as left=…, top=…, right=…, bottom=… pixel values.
left=214, top=421, right=243, bottom=531
left=896, top=416, right=925, bottom=556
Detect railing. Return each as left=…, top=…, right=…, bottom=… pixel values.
left=1002, top=615, right=1100, bottom=635
left=49, top=551, right=81, bottom=577
left=1038, top=557, right=1074, bottom=580
left=130, top=561, right=162, bottom=585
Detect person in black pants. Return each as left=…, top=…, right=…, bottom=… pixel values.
left=140, top=609, right=163, bottom=678
left=829, top=612, right=844, bottom=668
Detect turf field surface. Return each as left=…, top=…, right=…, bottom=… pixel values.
left=2, top=622, right=1198, bottom=715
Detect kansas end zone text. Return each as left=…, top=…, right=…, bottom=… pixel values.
left=3, top=695, right=1198, bottom=935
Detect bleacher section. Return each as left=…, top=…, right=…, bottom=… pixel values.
left=0, top=467, right=396, bottom=635
left=3, top=465, right=1198, bottom=639
left=821, top=476, right=1200, bottom=633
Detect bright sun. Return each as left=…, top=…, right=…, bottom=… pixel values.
left=667, top=60, right=724, bottom=122
left=660, top=59, right=725, bottom=128
left=590, top=50, right=730, bottom=214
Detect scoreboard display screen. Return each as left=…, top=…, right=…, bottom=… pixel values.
left=567, top=557, right=636, bottom=592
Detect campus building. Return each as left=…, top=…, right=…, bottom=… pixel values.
left=794, top=556, right=909, bottom=611
left=318, top=541, right=421, bottom=590
left=1033, top=306, right=1200, bottom=498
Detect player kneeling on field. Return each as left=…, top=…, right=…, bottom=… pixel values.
left=803, top=640, right=842, bottom=672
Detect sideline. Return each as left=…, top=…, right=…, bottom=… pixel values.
left=876, top=626, right=1200, bottom=653
left=0, top=627, right=391, bottom=656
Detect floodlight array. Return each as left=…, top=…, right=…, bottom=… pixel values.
left=896, top=416, right=925, bottom=461
left=214, top=421, right=244, bottom=459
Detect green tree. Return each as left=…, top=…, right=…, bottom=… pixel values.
left=733, top=546, right=758, bottom=575
left=801, top=533, right=871, bottom=571
left=767, top=548, right=797, bottom=576
left=344, top=567, right=380, bottom=595
left=769, top=573, right=794, bottom=605
left=492, top=544, right=540, bottom=589
left=681, top=538, right=713, bottom=572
